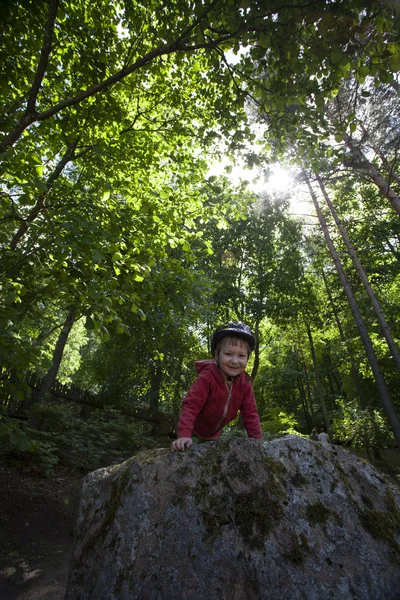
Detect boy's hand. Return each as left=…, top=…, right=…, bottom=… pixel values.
left=171, top=437, right=193, bottom=452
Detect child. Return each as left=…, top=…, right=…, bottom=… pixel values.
left=171, top=322, right=262, bottom=451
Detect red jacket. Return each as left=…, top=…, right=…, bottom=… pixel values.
left=177, top=360, right=262, bottom=440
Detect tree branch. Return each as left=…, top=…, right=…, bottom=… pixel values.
left=26, top=0, right=59, bottom=115
left=10, top=139, right=79, bottom=250
left=0, top=0, right=231, bottom=153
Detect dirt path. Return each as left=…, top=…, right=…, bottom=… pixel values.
left=0, top=464, right=82, bottom=600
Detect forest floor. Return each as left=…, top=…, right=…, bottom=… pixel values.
left=0, top=444, right=399, bottom=600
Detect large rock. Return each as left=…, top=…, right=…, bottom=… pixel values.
left=65, top=436, right=400, bottom=600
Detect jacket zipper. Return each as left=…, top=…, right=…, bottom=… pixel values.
left=212, top=385, right=232, bottom=433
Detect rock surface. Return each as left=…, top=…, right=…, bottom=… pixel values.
left=65, top=436, right=400, bottom=600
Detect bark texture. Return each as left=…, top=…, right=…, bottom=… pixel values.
left=66, top=437, right=400, bottom=600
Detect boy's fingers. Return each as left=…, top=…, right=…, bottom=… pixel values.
left=171, top=438, right=192, bottom=451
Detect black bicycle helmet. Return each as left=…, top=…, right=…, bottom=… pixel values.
left=211, top=322, right=255, bottom=354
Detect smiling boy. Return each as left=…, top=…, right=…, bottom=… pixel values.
left=171, top=322, right=262, bottom=451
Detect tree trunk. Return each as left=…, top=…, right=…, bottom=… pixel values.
left=304, top=170, right=400, bottom=447
left=342, top=133, right=400, bottom=215
left=148, top=359, right=162, bottom=412
left=301, top=353, right=314, bottom=420
left=321, top=270, right=367, bottom=407
left=250, top=320, right=261, bottom=381
left=297, top=376, right=312, bottom=429
left=360, top=124, right=400, bottom=187
left=306, top=322, right=331, bottom=437
left=37, top=304, right=78, bottom=403
left=385, top=238, right=400, bottom=262
left=316, top=174, right=400, bottom=379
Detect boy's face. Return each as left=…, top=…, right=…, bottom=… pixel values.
left=216, top=337, right=249, bottom=379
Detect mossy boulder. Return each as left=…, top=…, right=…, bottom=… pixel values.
left=65, top=436, right=400, bottom=600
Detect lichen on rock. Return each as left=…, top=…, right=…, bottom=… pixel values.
left=65, top=436, right=400, bottom=600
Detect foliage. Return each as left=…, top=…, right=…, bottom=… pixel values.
left=1, top=0, right=400, bottom=453
left=1, top=403, right=157, bottom=475
left=260, top=408, right=299, bottom=435
left=0, top=407, right=35, bottom=452
left=332, top=399, right=395, bottom=451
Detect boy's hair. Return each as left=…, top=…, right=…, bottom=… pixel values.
left=214, top=335, right=250, bottom=358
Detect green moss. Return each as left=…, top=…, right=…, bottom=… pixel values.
left=386, top=489, right=400, bottom=526
left=193, top=446, right=287, bottom=550
left=306, top=501, right=331, bottom=526
left=361, top=494, right=374, bottom=510
left=333, top=509, right=344, bottom=527
left=330, top=478, right=338, bottom=493
left=284, top=532, right=310, bottom=564
left=227, top=454, right=253, bottom=481
left=263, top=455, right=287, bottom=476
left=82, top=463, right=133, bottom=554
left=360, top=510, right=400, bottom=556
left=133, top=448, right=170, bottom=465
left=108, top=464, right=132, bottom=517
left=358, top=488, right=400, bottom=558
left=197, top=484, right=285, bottom=550
left=291, top=471, right=308, bottom=487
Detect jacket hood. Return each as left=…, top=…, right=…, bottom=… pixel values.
left=194, top=359, right=218, bottom=375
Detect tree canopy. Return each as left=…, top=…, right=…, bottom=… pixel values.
left=1, top=0, right=400, bottom=455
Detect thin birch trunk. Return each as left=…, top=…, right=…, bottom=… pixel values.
left=297, top=376, right=312, bottom=428
left=321, top=269, right=366, bottom=407
left=316, top=174, right=400, bottom=379
left=306, top=322, right=331, bottom=436
left=360, top=125, right=400, bottom=187
left=342, top=133, right=400, bottom=215
left=301, top=354, right=314, bottom=419
left=385, top=238, right=400, bottom=262
left=304, top=170, right=400, bottom=447
left=250, top=320, right=260, bottom=381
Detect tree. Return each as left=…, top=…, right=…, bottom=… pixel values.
left=304, top=169, right=400, bottom=447
left=35, top=304, right=78, bottom=402
left=196, top=193, right=304, bottom=380
left=316, top=173, right=400, bottom=378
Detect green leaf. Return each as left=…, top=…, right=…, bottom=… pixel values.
left=30, top=153, right=42, bottom=164
left=16, top=436, right=34, bottom=452
left=92, top=250, right=105, bottom=264
left=86, top=317, right=95, bottom=330
left=390, top=54, right=400, bottom=72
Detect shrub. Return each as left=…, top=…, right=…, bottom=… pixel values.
left=3, top=402, right=157, bottom=475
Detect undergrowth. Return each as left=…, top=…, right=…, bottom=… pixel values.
left=0, top=403, right=157, bottom=475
